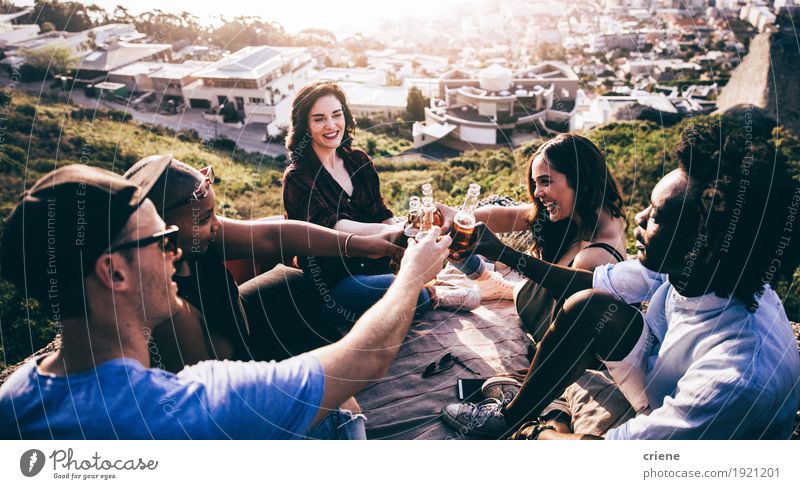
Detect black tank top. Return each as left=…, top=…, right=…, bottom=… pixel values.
left=515, top=243, right=625, bottom=342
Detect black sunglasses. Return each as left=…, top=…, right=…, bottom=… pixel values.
left=107, top=225, right=180, bottom=254
left=422, top=352, right=480, bottom=378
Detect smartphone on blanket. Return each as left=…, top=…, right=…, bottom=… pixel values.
left=457, top=379, right=487, bottom=401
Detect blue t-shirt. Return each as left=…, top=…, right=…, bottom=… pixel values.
left=0, top=354, right=325, bottom=439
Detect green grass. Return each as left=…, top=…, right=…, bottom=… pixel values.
left=1, top=92, right=799, bottom=370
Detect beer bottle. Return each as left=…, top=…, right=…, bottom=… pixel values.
left=421, top=183, right=444, bottom=227
left=404, top=196, right=421, bottom=238
left=416, top=197, right=436, bottom=240
left=449, top=183, right=481, bottom=257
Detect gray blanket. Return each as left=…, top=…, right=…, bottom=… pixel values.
left=356, top=267, right=531, bottom=440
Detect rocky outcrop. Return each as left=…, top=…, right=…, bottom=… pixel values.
left=716, top=31, right=800, bottom=135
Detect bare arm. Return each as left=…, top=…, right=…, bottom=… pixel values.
left=456, top=223, right=594, bottom=300
left=437, top=203, right=532, bottom=234
left=212, top=216, right=402, bottom=260
left=503, top=247, right=594, bottom=301
left=474, top=204, right=532, bottom=233
left=333, top=218, right=402, bottom=236
left=308, top=227, right=451, bottom=423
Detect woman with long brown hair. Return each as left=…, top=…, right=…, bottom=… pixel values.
left=439, top=133, right=629, bottom=437
left=282, top=80, right=481, bottom=326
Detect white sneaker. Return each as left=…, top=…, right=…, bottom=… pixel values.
left=433, top=286, right=481, bottom=311
left=476, top=271, right=515, bottom=301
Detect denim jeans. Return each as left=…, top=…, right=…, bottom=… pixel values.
left=323, top=274, right=432, bottom=326
left=307, top=409, right=367, bottom=440
left=451, top=254, right=485, bottom=279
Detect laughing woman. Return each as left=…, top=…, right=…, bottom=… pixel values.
left=439, top=133, right=628, bottom=341
left=282, top=80, right=480, bottom=326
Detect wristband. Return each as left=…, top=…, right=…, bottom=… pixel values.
left=344, top=233, right=355, bottom=258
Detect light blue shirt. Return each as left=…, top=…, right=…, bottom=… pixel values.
left=593, top=259, right=800, bottom=440
left=0, top=354, right=324, bottom=439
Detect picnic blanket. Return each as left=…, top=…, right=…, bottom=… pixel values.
left=356, top=263, right=532, bottom=439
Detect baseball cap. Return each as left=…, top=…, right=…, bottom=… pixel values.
left=124, top=155, right=204, bottom=215
left=0, top=160, right=169, bottom=310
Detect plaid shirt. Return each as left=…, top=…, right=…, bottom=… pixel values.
left=283, top=146, right=394, bottom=282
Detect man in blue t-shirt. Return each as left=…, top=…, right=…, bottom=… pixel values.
left=0, top=161, right=452, bottom=439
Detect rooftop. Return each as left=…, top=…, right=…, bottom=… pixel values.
left=316, top=67, right=386, bottom=85
left=193, top=45, right=306, bottom=80
left=339, top=82, right=407, bottom=108
left=79, top=42, right=171, bottom=72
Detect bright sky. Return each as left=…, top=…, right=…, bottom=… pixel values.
left=14, top=0, right=469, bottom=36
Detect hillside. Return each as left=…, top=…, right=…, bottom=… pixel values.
left=716, top=30, right=800, bottom=135
left=0, top=91, right=799, bottom=370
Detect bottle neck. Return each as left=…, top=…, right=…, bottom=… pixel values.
left=461, top=192, right=479, bottom=214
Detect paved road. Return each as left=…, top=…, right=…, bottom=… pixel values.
left=9, top=79, right=288, bottom=157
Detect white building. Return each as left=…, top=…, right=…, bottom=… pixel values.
left=338, top=82, right=407, bottom=119
left=622, top=58, right=702, bottom=80
left=73, top=40, right=172, bottom=85
left=403, top=77, right=439, bottom=98
left=740, top=4, right=777, bottom=32
left=108, top=60, right=207, bottom=100
left=414, top=62, right=579, bottom=148
left=183, top=45, right=314, bottom=127
left=0, top=9, right=39, bottom=46
left=315, top=67, right=387, bottom=86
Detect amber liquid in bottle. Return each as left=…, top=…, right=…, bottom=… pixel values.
left=450, top=212, right=476, bottom=253
left=448, top=183, right=481, bottom=259
left=421, top=183, right=444, bottom=227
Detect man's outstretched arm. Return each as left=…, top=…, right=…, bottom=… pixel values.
left=308, top=227, right=451, bottom=424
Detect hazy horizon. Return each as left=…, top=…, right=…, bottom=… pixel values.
left=11, top=0, right=477, bottom=37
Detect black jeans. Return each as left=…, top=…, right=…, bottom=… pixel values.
left=239, top=265, right=340, bottom=362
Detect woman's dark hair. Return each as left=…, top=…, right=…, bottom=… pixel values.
left=674, top=106, right=799, bottom=311
left=525, top=133, right=626, bottom=262
left=286, top=80, right=356, bottom=162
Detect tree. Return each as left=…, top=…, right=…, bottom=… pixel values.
left=22, top=0, right=96, bottom=32
left=39, top=21, right=55, bottom=33
left=19, top=46, right=78, bottom=82
left=295, top=28, right=337, bottom=47
left=352, top=53, right=368, bottom=68
left=210, top=16, right=288, bottom=51
left=365, top=137, right=377, bottom=156
left=405, top=87, right=428, bottom=122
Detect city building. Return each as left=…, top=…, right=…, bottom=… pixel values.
left=338, top=82, right=407, bottom=119
left=740, top=4, right=778, bottom=32
left=589, top=32, right=647, bottom=51
left=414, top=62, right=579, bottom=148
left=182, top=45, right=314, bottom=131
left=107, top=60, right=207, bottom=101
left=0, top=9, right=39, bottom=46
left=315, top=67, right=388, bottom=85
left=74, top=40, right=172, bottom=85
